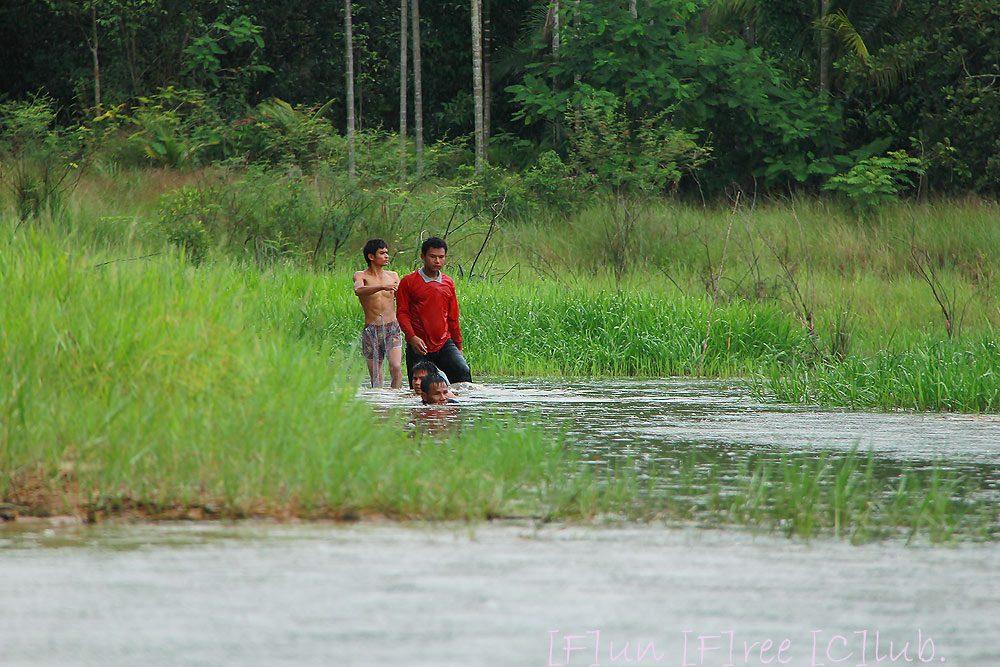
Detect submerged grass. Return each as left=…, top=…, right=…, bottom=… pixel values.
left=640, top=448, right=998, bottom=543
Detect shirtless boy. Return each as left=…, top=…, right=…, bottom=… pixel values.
left=353, top=239, right=403, bottom=388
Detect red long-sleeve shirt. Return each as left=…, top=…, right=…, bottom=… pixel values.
left=396, top=269, right=462, bottom=353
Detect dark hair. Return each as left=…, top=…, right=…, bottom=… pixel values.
left=362, top=239, right=387, bottom=266
left=420, top=372, right=447, bottom=393
left=412, top=361, right=440, bottom=376
left=420, top=236, right=448, bottom=256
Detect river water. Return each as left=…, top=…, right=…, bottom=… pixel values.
left=3, top=378, right=999, bottom=666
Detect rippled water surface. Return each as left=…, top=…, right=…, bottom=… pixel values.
left=2, top=522, right=999, bottom=666
left=373, top=377, right=1000, bottom=493
left=4, top=378, right=999, bottom=666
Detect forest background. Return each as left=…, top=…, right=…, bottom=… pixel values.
left=2, top=0, right=1000, bottom=410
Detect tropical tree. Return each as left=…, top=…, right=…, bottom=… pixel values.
left=509, top=0, right=842, bottom=190
left=345, top=0, right=356, bottom=179
left=399, top=0, right=408, bottom=180
left=471, top=0, right=486, bottom=174
left=411, top=0, right=424, bottom=176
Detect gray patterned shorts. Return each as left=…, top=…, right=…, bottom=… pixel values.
left=361, top=321, right=402, bottom=361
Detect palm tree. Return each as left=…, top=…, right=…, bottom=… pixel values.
left=412, top=0, right=424, bottom=177
left=410, top=0, right=424, bottom=178
left=471, top=0, right=486, bottom=174
left=399, top=0, right=408, bottom=181
left=345, top=0, right=356, bottom=180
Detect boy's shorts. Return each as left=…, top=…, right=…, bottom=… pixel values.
left=361, top=321, right=403, bottom=361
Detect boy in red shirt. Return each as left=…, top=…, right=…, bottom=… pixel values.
left=396, top=237, right=473, bottom=387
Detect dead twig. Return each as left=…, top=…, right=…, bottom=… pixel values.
left=93, top=252, right=162, bottom=268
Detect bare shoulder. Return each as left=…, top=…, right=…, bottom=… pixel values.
left=387, top=270, right=400, bottom=280
left=353, top=270, right=368, bottom=286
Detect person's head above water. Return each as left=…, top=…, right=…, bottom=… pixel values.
left=411, top=361, right=441, bottom=394
left=420, top=372, right=450, bottom=405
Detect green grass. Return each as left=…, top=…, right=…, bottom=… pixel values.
left=0, top=230, right=629, bottom=521
left=3, top=166, right=1000, bottom=540
left=756, top=338, right=1000, bottom=412
left=634, top=448, right=998, bottom=543
left=2, top=229, right=995, bottom=541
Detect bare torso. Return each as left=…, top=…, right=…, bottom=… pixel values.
left=353, top=267, right=400, bottom=325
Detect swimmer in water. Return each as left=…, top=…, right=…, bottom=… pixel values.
left=411, top=361, right=458, bottom=400
left=420, top=372, right=458, bottom=405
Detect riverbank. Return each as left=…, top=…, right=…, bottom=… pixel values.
left=3, top=190, right=999, bottom=537
left=2, top=232, right=997, bottom=541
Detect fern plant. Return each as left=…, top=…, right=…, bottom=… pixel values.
left=823, top=150, right=924, bottom=213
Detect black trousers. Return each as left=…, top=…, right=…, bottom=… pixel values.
left=406, top=338, right=472, bottom=387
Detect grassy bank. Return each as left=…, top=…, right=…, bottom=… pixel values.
left=0, top=231, right=627, bottom=521
left=2, top=232, right=996, bottom=541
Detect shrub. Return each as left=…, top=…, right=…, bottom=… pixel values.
left=520, top=150, right=586, bottom=213
left=823, top=150, right=924, bottom=213
left=0, top=94, right=91, bottom=222
left=125, top=87, right=226, bottom=168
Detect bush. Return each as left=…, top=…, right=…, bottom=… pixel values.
left=156, top=166, right=382, bottom=267
left=226, top=98, right=335, bottom=168
left=823, top=150, right=924, bottom=213
left=124, top=87, right=226, bottom=168
left=0, top=94, right=91, bottom=221
left=520, top=150, right=586, bottom=213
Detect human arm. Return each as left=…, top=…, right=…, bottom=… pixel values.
left=353, top=272, right=397, bottom=296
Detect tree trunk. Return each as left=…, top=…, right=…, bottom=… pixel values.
left=483, top=1, right=491, bottom=144
left=411, top=0, right=424, bottom=177
left=471, top=0, right=485, bottom=174
left=572, top=0, right=581, bottom=133
left=628, top=0, right=637, bottom=19
left=552, top=0, right=560, bottom=67
left=91, top=4, right=101, bottom=109
left=818, top=0, right=830, bottom=94
left=345, top=0, right=356, bottom=180
left=399, top=0, right=408, bottom=180
left=551, top=0, right=560, bottom=144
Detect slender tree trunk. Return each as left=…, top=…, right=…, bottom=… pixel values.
left=471, top=0, right=485, bottom=174
left=90, top=4, right=101, bottom=109
left=628, top=0, right=637, bottom=19
left=345, top=0, right=356, bottom=180
left=818, top=0, right=830, bottom=94
left=411, top=0, right=424, bottom=178
left=572, top=0, right=581, bottom=133
left=483, top=2, right=491, bottom=143
left=551, top=0, right=560, bottom=144
left=399, top=0, right=408, bottom=181
left=552, top=0, right=560, bottom=64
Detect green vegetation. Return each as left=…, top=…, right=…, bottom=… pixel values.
left=2, top=223, right=997, bottom=540
left=0, top=230, right=633, bottom=521
left=759, top=340, right=1000, bottom=413
left=4, top=158, right=998, bottom=413
left=6, top=0, right=1000, bottom=194
left=644, top=448, right=996, bottom=543
left=2, top=0, right=997, bottom=543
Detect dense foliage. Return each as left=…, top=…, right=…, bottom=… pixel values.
left=1, top=0, right=998, bottom=196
